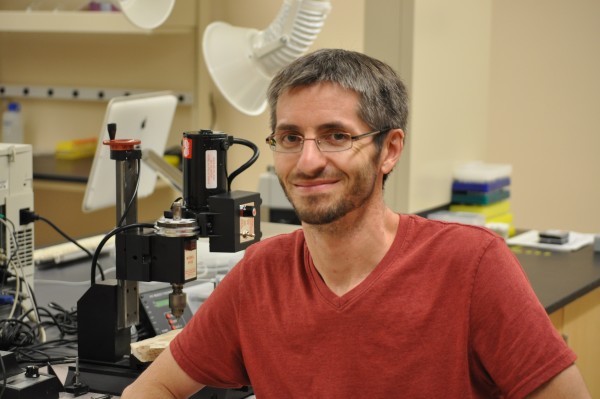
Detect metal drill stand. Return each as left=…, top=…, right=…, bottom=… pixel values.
left=68, top=128, right=261, bottom=397
left=68, top=131, right=145, bottom=395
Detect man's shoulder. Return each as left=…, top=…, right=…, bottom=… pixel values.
left=407, top=213, right=496, bottom=233
left=404, top=213, right=501, bottom=246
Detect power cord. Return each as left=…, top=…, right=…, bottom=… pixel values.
left=1, top=214, right=46, bottom=351
left=116, top=157, right=141, bottom=228
left=19, top=210, right=106, bottom=281
left=90, top=222, right=154, bottom=285
left=1, top=350, right=6, bottom=398
left=0, top=213, right=89, bottom=395
left=0, top=298, right=79, bottom=367
left=0, top=318, right=36, bottom=349
left=226, top=137, right=259, bottom=190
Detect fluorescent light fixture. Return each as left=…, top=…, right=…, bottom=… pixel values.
left=202, top=0, right=332, bottom=116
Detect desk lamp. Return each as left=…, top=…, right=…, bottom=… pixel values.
left=202, top=0, right=332, bottom=116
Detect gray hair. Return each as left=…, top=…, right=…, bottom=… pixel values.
left=267, top=48, right=409, bottom=150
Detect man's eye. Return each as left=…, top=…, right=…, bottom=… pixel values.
left=280, top=134, right=302, bottom=144
left=323, top=132, right=350, bottom=142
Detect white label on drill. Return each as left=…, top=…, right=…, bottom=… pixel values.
left=206, top=150, right=217, bottom=189
left=185, top=248, right=197, bottom=279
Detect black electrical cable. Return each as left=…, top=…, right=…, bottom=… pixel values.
left=19, top=307, right=71, bottom=337
left=1, top=350, right=6, bottom=398
left=15, top=339, right=77, bottom=365
left=227, top=137, right=260, bottom=190
left=117, top=157, right=142, bottom=228
left=36, top=310, right=66, bottom=336
left=90, top=222, right=154, bottom=285
left=2, top=301, right=78, bottom=367
left=34, top=215, right=105, bottom=281
left=47, top=302, right=77, bottom=335
left=2, top=270, right=43, bottom=347
left=0, top=319, right=35, bottom=349
left=0, top=323, right=75, bottom=364
left=15, top=347, right=51, bottom=364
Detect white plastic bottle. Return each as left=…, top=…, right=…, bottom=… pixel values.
left=2, top=102, right=24, bottom=143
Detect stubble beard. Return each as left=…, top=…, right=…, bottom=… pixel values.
left=278, top=164, right=378, bottom=226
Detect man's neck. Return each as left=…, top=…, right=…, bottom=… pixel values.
left=302, top=207, right=399, bottom=297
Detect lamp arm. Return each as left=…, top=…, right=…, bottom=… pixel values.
left=141, top=148, right=183, bottom=193
left=252, top=0, right=332, bottom=76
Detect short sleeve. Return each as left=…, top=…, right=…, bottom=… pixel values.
left=469, top=238, right=576, bottom=399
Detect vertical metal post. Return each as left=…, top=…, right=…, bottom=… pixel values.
left=115, top=150, right=141, bottom=330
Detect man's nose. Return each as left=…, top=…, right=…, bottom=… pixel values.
left=296, top=138, right=327, bottom=172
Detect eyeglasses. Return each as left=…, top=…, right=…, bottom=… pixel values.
left=265, top=129, right=389, bottom=153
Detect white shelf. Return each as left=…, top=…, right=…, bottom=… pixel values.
left=0, top=7, right=195, bottom=34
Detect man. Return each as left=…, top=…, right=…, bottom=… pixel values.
left=122, top=49, right=590, bottom=398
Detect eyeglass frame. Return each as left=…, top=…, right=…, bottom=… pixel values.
left=265, top=128, right=391, bottom=153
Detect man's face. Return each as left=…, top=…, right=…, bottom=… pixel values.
left=273, top=82, right=384, bottom=225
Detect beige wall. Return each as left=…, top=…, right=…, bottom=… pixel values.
left=408, top=1, right=492, bottom=213
left=487, top=1, right=600, bottom=233
left=365, top=0, right=492, bottom=214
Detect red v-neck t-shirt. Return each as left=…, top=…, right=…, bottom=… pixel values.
left=171, top=214, right=575, bottom=398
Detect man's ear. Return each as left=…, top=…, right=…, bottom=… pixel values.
left=381, top=129, right=404, bottom=175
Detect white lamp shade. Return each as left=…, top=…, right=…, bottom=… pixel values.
left=202, top=21, right=271, bottom=116
left=117, top=0, right=175, bottom=30
left=202, top=1, right=331, bottom=116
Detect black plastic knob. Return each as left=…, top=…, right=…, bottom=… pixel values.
left=25, top=365, right=39, bottom=378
